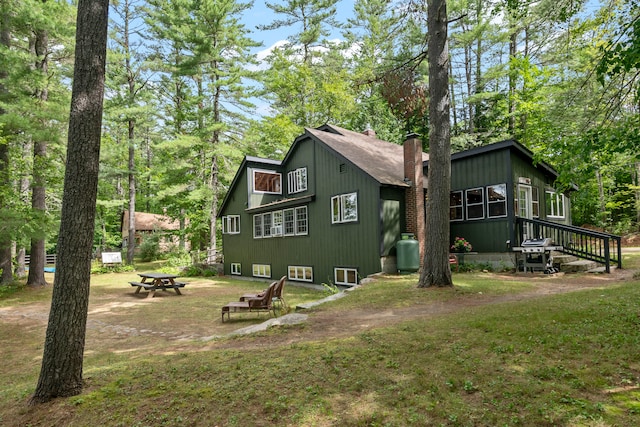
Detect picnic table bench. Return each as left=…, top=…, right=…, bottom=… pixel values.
left=130, top=272, right=187, bottom=297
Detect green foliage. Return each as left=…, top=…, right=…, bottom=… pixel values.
left=137, top=233, right=161, bottom=262
left=321, top=280, right=340, bottom=295
left=455, top=261, right=510, bottom=273
left=596, top=2, right=640, bottom=86
left=90, top=260, right=135, bottom=275
left=181, top=264, right=218, bottom=277
left=0, top=280, right=24, bottom=298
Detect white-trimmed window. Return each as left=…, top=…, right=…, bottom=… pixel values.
left=331, top=192, right=358, bottom=224
left=465, top=188, right=484, bottom=220
left=230, top=263, right=241, bottom=275
left=288, top=167, right=307, bottom=194
left=271, top=210, right=283, bottom=236
left=545, top=190, right=565, bottom=218
left=253, top=214, right=263, bottom=238
left=487, top=184, right=507, bottom=218
left=334, top=267, right=358, bottom=286
left=252, top=264, right=271, bottom=278
left=449, top=191, right=463, bottom=221
left=221, top=215, right=240, bottom=234
left=254, top=206, right=308, bottom=238
left=288, top=265, right=313, bottom=282
left=283, top=208, right=295, bottom=236
left=296, top=206, right=308, bottom=235
left=532, top=187, right=540, bottom=218
left=263, top=212, right=272, bottom=237
left=253, top=169, right=282, bottom=194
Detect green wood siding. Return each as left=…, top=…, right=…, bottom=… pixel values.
left=221, top=137, right=390, bottom=284
left=308, top=141, right=382, bottom=283
left=449, top=146, right=571, bottom=253
left=285, top=139, right=315, bottom=196
left=450, top=220, right=511, bottom=253
left=449, top=148, right=512, bottom=252
left=451, top=149, right=510, bottom=190
left=380, top=187, right=405, bottom=256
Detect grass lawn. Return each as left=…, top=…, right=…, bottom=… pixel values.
left=0, top=252, right=639, bottom=426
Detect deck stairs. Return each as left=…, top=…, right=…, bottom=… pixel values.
left=551, top=252, right=612, bottom=273
left=516, top=218, right=622, bottom=273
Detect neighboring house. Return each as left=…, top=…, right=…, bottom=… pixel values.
left=121, top=210, right=190, bottom=252
left=218, top=125, right=584, bottom=285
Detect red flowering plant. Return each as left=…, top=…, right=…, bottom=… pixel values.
left=451, top=237, right=472, bottom=253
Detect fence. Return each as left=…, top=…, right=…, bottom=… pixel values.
left=191, top=247, right=223, bottom=265
left=24, top=254, right=57, bottom=265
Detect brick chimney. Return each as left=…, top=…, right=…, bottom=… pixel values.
left=362, top=126, right=376, bottom=137
left=403, top=133, right=425, bottom=267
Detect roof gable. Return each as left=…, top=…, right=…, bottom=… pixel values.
left=301, top=124, right=428, bottom=188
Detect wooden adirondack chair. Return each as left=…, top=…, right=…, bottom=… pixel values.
left=221, top=280, right=278, bottom=322
left=239, top=276, right=288, bottom=310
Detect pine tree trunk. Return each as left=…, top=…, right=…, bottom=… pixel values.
left=508, top=32, right=516, bottom=133
left=0, top=130, right=10, bottom=283
left=127, top=120, right=136, bottom=265
left=596, top=168, right=606, bottom=226
left=418, top=0, right=453, bottom=288
left=16, top=247, right=27, bottom=278
left=0, top=4, right=13, bottom=284
left=31, top=0, right=108, bottom=403
left=27, top=26, right=50, bottom=287
left=634, top=162, right=640, bottom=226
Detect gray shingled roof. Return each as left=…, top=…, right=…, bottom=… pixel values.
left=305, top=125, right=429, bottom=188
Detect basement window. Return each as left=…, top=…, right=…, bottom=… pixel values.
left=288, top=266, right=313, bottom=282
left=334, top=267, right=358, bottom=286
left=252, top=264, right=271, bottom=278
left=230, top=263, right=241, bottom=275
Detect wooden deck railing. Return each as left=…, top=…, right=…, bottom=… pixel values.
left=515, top=217, right=622, bottom=273
left=191, top=247, right=223, bottom=265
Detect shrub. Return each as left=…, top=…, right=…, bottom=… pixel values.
left=138, top=234, right=161, bottom=262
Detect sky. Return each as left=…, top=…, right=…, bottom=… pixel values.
left=240, top=0, right=356, bottom=59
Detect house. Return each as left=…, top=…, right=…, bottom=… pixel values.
left=219, top=124, right=614, bottom=285
left=121, top=210, right=190, bottom=252
left=218, top=125, right=427, bottom=286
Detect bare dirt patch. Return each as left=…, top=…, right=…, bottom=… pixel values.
left=1, top=267, right=635, bottom=355
left=203, top=268, right=637, bottom=351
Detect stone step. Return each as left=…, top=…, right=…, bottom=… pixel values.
left=552, top=254, right=579, bottom=265
left=560, top=259, right=600, bottom=273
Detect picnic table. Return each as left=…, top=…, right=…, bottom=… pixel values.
left=129, top=272, right=187, bottom=297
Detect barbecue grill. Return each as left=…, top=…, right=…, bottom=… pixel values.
left=513, top=238, right=563, bottom=272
